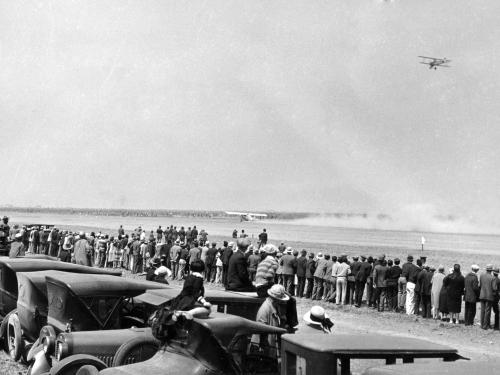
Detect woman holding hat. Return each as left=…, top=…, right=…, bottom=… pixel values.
left=301, top=305, right=334, bottom=334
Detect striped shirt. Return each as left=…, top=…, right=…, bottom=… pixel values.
left=255, top=256, right=279, bottom=286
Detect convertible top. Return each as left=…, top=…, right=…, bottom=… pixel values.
left=0, top=258, right=122, bottom=276
left=138, top=288, right=263, bottom=307
left=45, top=273, right=169, bottom=297
left=282, top=334, right=458, bottom=355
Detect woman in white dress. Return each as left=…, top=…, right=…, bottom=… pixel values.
left=431, top=265, right=446, bottom=319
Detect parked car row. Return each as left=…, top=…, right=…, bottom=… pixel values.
left=0, top=256, right=475, bottom=375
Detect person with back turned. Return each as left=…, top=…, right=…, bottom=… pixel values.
left=464, top=264, right=480, bottom=326
left=226, top=238, right=255, bottom=292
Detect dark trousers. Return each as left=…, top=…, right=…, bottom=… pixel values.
left=480, top=300, right=493, bottom=329
left=464, top=301, right=477, bottom=326
left=305, top=278, right=314, bottom=298
left=347, top=280, right=355, bottom=305
left=284, top=275, right=295, bottom=296
left=493, top=299, right=499, bottom=330
left=297, top=276, right=306, bottom=297
left=374, top=287, right=387, bottom=311
left=311, top=277, right=324, bottom=300
left=206, top=265, right=215, bottom=282
left=222, top=265, right=229, bottom=286
left=366, top=278, right=374, bottom=306
left=414, top=292, right=421, bottom=315
left=421, top=294, right=431, bottom=318
left=354, top=280, right=365, bottom=306
left=386, top=284, right=398, bottom=310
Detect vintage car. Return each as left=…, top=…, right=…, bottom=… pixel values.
left=0, top=258, right=121, bottom=320
left=32, top=288, right=265, bottom=375
left=74, top=327, right=465, bottom=375
left=9, top=272, right=168, bottom=365
left=74, top=312, right=287, bottom=375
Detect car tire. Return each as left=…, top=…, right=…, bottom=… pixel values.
left=112, top=336, right=160, bottom=367
left=50, top=354, right=107, bottom=375
left=75, top=365, right=100, bottom=375
left=7, top=312, right=24, bottom=361
left=0, top=309, right=16, bottom=351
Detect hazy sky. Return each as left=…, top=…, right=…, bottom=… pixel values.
left=1, top=1, right=500, bottom=227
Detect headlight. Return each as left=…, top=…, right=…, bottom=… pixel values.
left=55, top=342, right=67, bottom=361
left=42, top=336, right=55, bottom=355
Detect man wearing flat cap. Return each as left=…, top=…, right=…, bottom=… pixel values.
left=226, top=238, right=255, bottom=292
left=479, top=264, right=497, bottom=329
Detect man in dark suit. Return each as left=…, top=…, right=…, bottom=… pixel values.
left=464, top=264, right=480, bottom=326
left=305, top=253, right=316, bottom=298
left=281, top=248, right=297, bottom=295
left=355, top=255, right=371, bottom=307
left=349, top=256, right=362, bottom=305
left=226, top=238, right=255, bottom=292
left=479, top=264, right=497, bottom=329
left=296, top=250, right=308, bottom=298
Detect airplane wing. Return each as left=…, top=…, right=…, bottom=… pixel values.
left=419, top=62, right=432, bottom=65
left=225, top=211, right=249, bottom=216
left=418, top=56, right=438, bottom=60
left=437, top=65, right=451, bottom=67
left=248, top=213, right=267, bottom=217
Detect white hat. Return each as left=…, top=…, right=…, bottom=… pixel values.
left=303, top=306, right=329, bottom=326
left=154, top=266, right=172, bottom=277
left=267, top=284, right=289, bottom=301
left=262, top=244, right=278, bottom=254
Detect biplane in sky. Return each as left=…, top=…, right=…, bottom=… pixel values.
left=418, top=56, right=451, bottom=70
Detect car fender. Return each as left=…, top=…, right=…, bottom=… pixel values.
left=49, top=354, right=107, bottom=375
left=112, top=335, right=160, bottom=367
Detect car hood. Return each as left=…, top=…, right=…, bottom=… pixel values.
left=99, top=350, right=220, bottom=375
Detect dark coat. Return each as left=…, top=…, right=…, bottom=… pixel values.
left=443, top=272, right=465, bottom=313
left=464, top=272, right=480, bottom=303
left=296, top=256, right=307, bottom=277
left=479, top=272, right=496, bottom=301
left=226, top=251, right=255, bottom=291
left=305, top=258, right=316, bottom=278
left=281, top=254, right=297, bottom=275
left=420, top=270, right=433, bottom=296
left=356, top=261, right=372, bottom=283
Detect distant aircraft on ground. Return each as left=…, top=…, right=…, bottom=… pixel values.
left=418, top=56, right=451, bottom=70
left=225, top=211, right=268, bottom=222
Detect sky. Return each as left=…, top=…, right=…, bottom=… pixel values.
left=1, top=1, right=500, bottom=232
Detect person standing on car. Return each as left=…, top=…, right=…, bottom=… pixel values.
left=74, top=231, right=92, bottom=266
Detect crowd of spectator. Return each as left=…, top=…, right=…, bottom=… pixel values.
left=2, top=215, right=498, bottom=330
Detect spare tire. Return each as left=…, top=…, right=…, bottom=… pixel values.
left=50, top=354, right=107, bottom=375
left=112, top=335, right=160, bottom=367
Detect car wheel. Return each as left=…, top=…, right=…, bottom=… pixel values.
left=50, top=354, right=107, bottom=375
left=7, top=312, right=24, bottom=361
left=76, top=365, right=100, bottom=375
left=0, top=309, right=16, bottom=351
left=112, top=336, right=160, bottom=367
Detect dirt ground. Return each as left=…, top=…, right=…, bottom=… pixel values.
left=2, top=265, right=499, bottom=374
